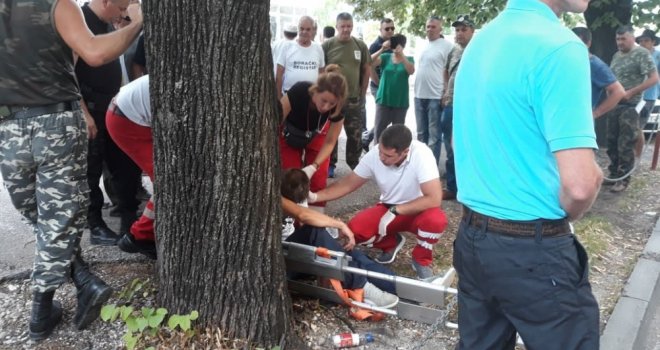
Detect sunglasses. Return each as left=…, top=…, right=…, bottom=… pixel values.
left=384, top=27, right=395, bottom=31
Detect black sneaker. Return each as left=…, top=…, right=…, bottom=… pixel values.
left=375, top=233, right=406, bottom=264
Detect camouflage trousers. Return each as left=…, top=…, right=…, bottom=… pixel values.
left=0, top=110, right=89, bottom=292
left=606, top=105, right=639, bottom=181
left=330, top=98, right=365, bottom=169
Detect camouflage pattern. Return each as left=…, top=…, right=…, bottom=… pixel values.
left=442, top=45, right=464, bottom=106
left=343, top=99, right=365, bottom=169
left=606, top=106, right=638, bottom=181
left=610, top=46, right=657, bottom=105
left=0, top=0, right=80, bottom=106
left=0, top=110, right=89, bottom=292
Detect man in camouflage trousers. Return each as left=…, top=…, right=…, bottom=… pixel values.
left=607, top=25, right=658, bottom=192
left=323, top=12, right=371, bottom=175
left=0, top=0, right=143, bottom=341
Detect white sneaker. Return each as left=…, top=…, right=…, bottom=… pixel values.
left=363, top=282, right=399, bottom=309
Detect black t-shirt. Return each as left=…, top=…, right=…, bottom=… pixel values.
left=75, top=4, right=121, bottom=112
left=286, top=81, right=343, bottom=131
left=133, top=34, right=146, bottom=69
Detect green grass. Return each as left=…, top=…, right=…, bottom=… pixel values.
left=574, top=215, right=612, bottom=264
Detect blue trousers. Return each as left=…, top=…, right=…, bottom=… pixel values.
left=286, top=225, right=396, bottom=293
left=453, top=211, right=599, bottom=350
left=414, top=98, right=443, bottom=164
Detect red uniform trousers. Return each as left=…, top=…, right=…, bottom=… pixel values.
left=348, top=204, right=447, bottom=266
left=106, top=109, right=155, bottom=241
left=279, top=121, right=331, bottom=206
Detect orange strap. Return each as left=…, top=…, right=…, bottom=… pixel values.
left=317, top=248, right=385, bottom=321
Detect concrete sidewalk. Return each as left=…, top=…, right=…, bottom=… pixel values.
left=601, top=216, right=660, bottom=350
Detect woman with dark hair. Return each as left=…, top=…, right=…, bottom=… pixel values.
left=370, top=34, right=415, bottom=143
left=279, top=64, right=348, bottom=212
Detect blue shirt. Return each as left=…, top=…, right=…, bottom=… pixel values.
left=642, top=49, right=660, bottom=101
left=590, top=55, right=617, bottom=108
left=453, top=0, right=598, bottom=220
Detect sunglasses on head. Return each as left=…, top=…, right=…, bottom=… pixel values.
left=384, top=27, right=395, bottom=31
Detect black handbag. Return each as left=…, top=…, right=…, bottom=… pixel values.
left=283, top=120, right=316, bottom=148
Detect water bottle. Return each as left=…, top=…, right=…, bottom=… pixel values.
left=331, top=332, right=374, bottom=348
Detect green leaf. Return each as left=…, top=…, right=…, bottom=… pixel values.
left=111, top=307, right=120, bottom=322
left=167, top=315, right=180, bottom=329
left=126, top=317, right=139, bottom=333
left=148, top=313, right=166, bottom=328
left=123, top=332, right=138, bottom=350
left=120, top=306, right=134, bottom=321
left=147, top=328, right=158, bottom=337
left=141, top=307, right=154, bottom=317
left=136, top=317, right=149, bottom=332
left=189, top=310, right=199, bottom=320
left=271, top=346, right=281, bottom=350
left=179, top=316, right=191, bottom=331
left=156, top=308, right=168, bottom=316
left=100, top=304, right=116, bottom=322
left=146, top=347, right=155, bottom=350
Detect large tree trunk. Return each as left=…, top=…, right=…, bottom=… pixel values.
left=145, top=0, right=292, bottom=347
left=585, top=0, right=632, bottom=145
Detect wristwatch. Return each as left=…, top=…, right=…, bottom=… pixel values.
left=388, top=206, right=398, bottom=215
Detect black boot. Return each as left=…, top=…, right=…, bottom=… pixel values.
left=29, top=291, right=62, bottom=341
left=71, top=254, right=113, bottom=330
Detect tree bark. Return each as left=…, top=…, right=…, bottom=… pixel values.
left=145, top=0, right=292, bottom=347
left=585, top=0, right=631, bottom=145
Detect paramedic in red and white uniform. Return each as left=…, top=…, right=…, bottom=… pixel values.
left=106, top=75, right=156, bottom=259
left=310, top=124, right=447, bottom=279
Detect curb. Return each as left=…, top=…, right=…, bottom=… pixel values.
left=600, top=215, right=660, bottom=349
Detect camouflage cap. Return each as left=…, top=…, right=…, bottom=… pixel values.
left=452, top=15, right=474, bottom=28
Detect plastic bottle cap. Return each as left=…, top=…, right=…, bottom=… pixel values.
left=364, top=333, right=374, bottom=343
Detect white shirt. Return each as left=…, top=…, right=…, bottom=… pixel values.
left=354, top=140, right=439, bottom=204
left=116, top=75, right=151, bottom=127
left=277, top=41, right=325, bottom=93
left=414, top=38, right=454, bottom=99
left=271, top=38, right=295, bottom=76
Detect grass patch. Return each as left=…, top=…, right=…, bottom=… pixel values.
left=574, top=215, right=612, bottom=264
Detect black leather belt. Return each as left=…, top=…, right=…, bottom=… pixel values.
left=1, top=101, right=80, bottom=120
left=462, top=207, right=570, bottom=238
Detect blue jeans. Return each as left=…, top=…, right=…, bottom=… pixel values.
left=286, top=225, right=395, bottom=293
left=414, top=98, right=443, bottom=164
left=440, top=105, right=456, bottom=193
left=453, top=210, right=599, bottom=349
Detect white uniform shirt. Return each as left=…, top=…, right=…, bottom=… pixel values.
left=277, top=41, right=325, bottom=93
left=414, top=38, right=454, bottom=99
left=116, top=75, right=151, bottom=127
left=354, top=140, right=439, bottom=204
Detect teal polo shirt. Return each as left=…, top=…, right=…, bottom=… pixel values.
left=453, top=0, right=597, bottom=220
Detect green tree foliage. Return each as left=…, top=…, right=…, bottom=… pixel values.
left=349, top=0, right=658, bottom=36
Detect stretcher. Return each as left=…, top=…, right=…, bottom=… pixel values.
left=282, top=241, right=458, bottom=327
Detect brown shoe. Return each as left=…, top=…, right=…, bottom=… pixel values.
left=610, top=181, right=628, bottom=193
left=443, top=189, right=456, bottom=200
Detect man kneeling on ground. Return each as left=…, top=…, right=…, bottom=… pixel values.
left=281, top=168, right=399, bottom=309
left=310, top=125, right=447, bottom=280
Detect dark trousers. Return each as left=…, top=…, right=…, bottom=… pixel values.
left=453, top=210, right=599, bottom=350
left=87, top=108, right=141, bottom=227
left=286, top=225, right=395, bottom=293
left=440, top=105, right=456, bottom=193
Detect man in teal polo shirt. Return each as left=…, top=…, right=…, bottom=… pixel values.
left=453, top=0, right=603, bottom=348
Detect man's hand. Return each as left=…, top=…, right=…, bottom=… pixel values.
left=302, top=164, right=317, bottom=179
left=378, top=210, right=396, bottom=239
left=339, top=223, right=356, bottom=251
left=382, top=40, right=391, bottom=51
left=307, top=191, right=318, bottom=203
left=126, top=2, right=143, bottom=24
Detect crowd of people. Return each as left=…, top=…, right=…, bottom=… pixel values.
left=1, top=0, right=659, bottom=347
